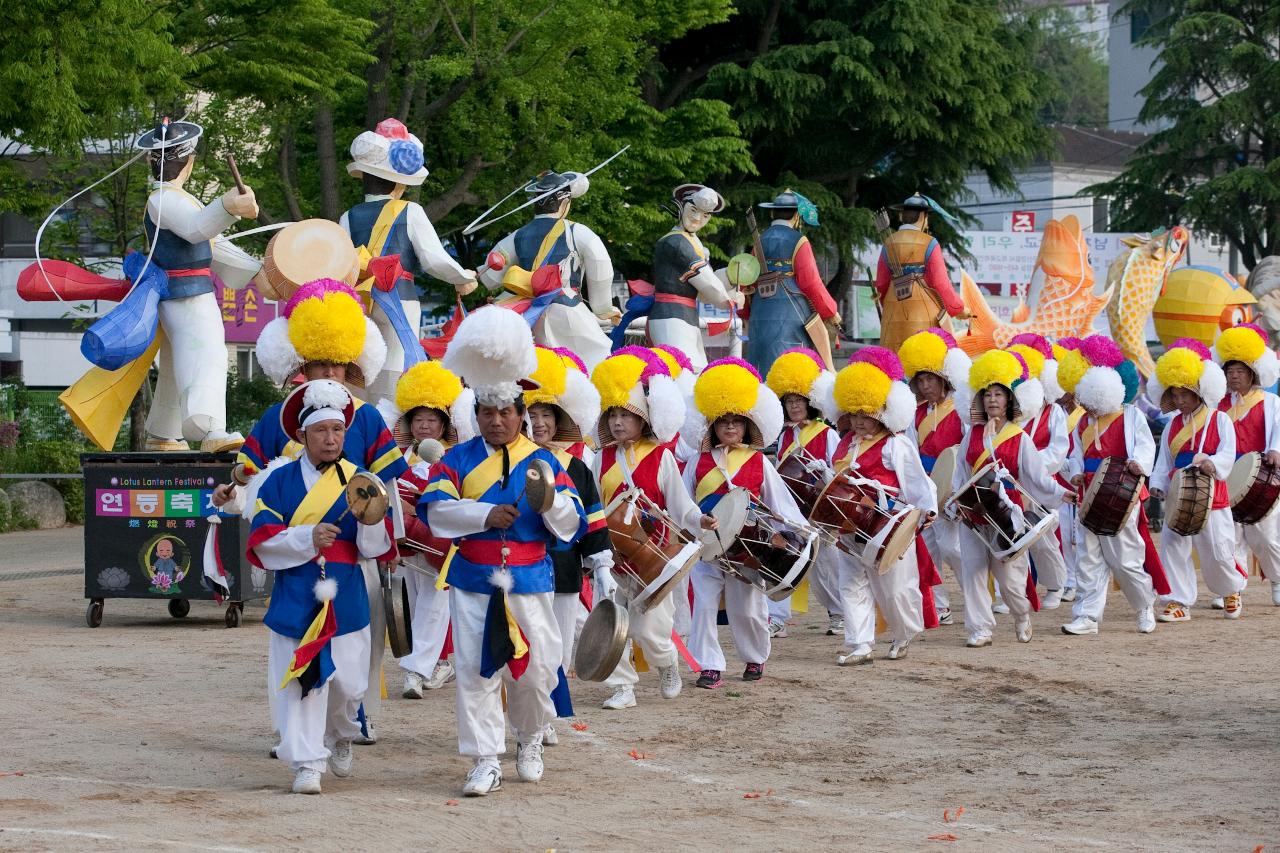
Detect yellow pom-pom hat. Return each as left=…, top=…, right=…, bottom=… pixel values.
left=523, top=345, right=601, bottom=442
left=1147, top=338, right=1226, bottom=411
left=816, top=346, right=915, bottom=433
left=590, top=346, right=684, bottom=446
left=964, top=349, right=1038, bottom=423
left=1214, top=323, right=1278, bottom=389
left=378, top=360, right=475, bottom=446
left=897, top=327, right=971, bottom=394
left=692, top=357, right=783, bottom=450
left=765, top=348, right=835, bottom=422
left=255, top=279, right=387, bottom=388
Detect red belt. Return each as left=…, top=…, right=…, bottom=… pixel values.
left=655, top=293, right=696, bottom=307
left=320, top=540, right=359, bottom=564
left=459, top=539, right=546, bottom=566
left=167, top=267, right=211, bottom=278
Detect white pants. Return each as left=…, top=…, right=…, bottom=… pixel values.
left=809, top=547, right=844, bottom=618
left=451, top=588, right=561, bottom=760
left=1060, top=503, right=1081, bottom=589
left=767, top=596, right=791, bottom=622
left=648, top=317, right=708, bottom=372
left=922, top=516, right=961, bottom=612
left=605, top=579, right=678, bottom=689
left=671, top=574, right=692, bottom=638
left=689, top=561, right=769, bottom=671
left=835, top=544, right=923, bottom=648
left=367, top=299, right=422, bottom=402
left=145, top=293, right=230, bottom=442
left=398, top=563, right=450, bottom=677
left=1027, top=519, right=1068, bottom=591
left=1072, top=515, right=1155, bottom=622
left=1235, top=509, right=1280, bottom=584
left=361, top=560, right=385, bottom=717
left=535, top=301, right=612, bottom=373
left=957, top=526, right=1032, bottom=640
left=552, top=592, right=580, bottom=675
left=1159, top=507, right=1246, bottom=606
left=269, top=627, right=370, bottom=773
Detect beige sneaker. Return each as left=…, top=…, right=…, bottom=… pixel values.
left=200, top=432, right=245, bottom=453
left=1223, top=593, right=1243, bottom=620
left=1157, top=602, right=1190, bottom=623
left=145, top=436, right=190, bottom=452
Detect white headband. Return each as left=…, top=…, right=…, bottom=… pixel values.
left=301, top=407, right=346, bottom=430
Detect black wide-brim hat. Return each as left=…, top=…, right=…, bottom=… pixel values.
left=758, top=190, right=801, bottom=210
left=889, top=193, right=930, bottom=212
left=135, top=121, right=203, bottom=153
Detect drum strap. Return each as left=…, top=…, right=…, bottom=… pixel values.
left=973, top=421, right=1023, bottom=470
left=1081, top=411, right=1123, bottom=451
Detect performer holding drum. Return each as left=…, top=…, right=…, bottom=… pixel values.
left=947, top=350, right=1071, bottom=647
left=898, top=328, right=972, bottom=626
left=1214, top=323, right=1280, bottom=608
left=813, top=348, right=935, bottom=664
left=1050, top=337, right=1088, bottom=603
left=1147, top=340, right=1247, bottom=621
left=588, top=348, right=709, bottom=709
left=1057, top=336, right=1164, bottom=635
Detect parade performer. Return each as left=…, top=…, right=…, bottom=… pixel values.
left=899, top=328, right=971, bottom=626
left=1214, top=324, right=1280, bottom=607
left=1051, top=337, right=1087, bottom=602
left=377, top=361, right=477, bottom=698
left=744, top=190, right=840, bottom=376
left=247, top=379, right=396, bottom=794
left=479, top=171, right=618, bottom=370
left=817, top=348, right=936, bottom=663
left=342, top=118, right=478, bottom=399
left=420, top=306, right=586, bottom=797
left=765, top=347, right=844, bottom=636
left=649, top=184, right=744, bottom=372
left=1006, top=333, right=1070, bottom=609
left=1058, top=337, right=1164, bottom=635
left=590, top=347, right=707, bottom=709
left=875, top=193, right=967, bottom=354
left=950, top=350, right=1070, bottom=647
left=524, top=344, right=612, bottom=734
left=683, top=358, right=803, bottom=687
left=1147, top=341, right=1247, bottom=620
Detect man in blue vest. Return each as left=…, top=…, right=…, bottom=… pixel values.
left=341, top=118, right=478, bottom=399
left=479, top=170, right=618, bottom=371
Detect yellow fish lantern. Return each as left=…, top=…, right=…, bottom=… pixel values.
left=1153, top=265, right=1256, bottom=348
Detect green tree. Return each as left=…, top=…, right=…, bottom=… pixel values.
left=1028, top=4, right=1109, bottom=127
left=1091, top=0, right=1279, bottom=268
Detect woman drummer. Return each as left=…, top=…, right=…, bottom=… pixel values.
left=379, top=360, right=477, bottom=698
left=683, top=358, right=807, bottom=687
left=817, top=347, right=936, bottom=664
left=589, top=347, right=712, bottom=709
left=949, top=350, right=1071, bottom=647
left=1147, top=340, right=1247, bottom=621
left=898, top=328, right=972, bottom=626
left=1057, top=336, right=1163, bottom=636
left=524, top=345, right=613, bottom=734
left=764, top=347, right=843, bottom=638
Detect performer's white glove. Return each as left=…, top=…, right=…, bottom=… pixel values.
left=220, top=187, right=259, bottom=219
left=594, top=566, right=618, bottom=601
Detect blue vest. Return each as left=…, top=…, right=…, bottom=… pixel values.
left=143, top=211, right=214, bottom=300
left=760, top=221, right=804, bottom=281
left=513, top=217, right=583, bottom=300
left=346, top=199, right=424, bottom=300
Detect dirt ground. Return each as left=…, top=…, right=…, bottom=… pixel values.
left=0, top=526, right=1275, bottom=852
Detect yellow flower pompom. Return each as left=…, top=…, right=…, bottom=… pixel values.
left=288, top=291, right=366, bottom=365
left=591, top=354, right=648, bottom=412
left=1051, top=343, right=1069, bottom=362
left=395, top=361, right=463, bottom=415
left=898, top=330, right=948, bottom=379
left=1216, top=325, right=1266, bottom=367
left=524, top=346, right=569, bottom=409
left=694, top=361, right=760, bottom=421
left=968, top=349, right=1024, bottom=393
left=650, top=347, right=682, bottom=377
left=834, top=362, right=891, bottom=416
left=1155, top=346, right=1205, bottom=392
left=766, top=350, right=822, bottom=400
left=1007, top=344, right=1046, bottom=380
left=1057, top=349, right=1089, bottom=394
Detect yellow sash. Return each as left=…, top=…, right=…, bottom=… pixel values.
left=601, top=440, right=660, bottom=504
left=973, top=421, right=1024, bottom=470
left=780, top=421, right=827, bottom=461
left=461, top=434, right=542, bottom=500
left=1170, top=406, right=1211, bottom=454
left=499, top=219, right=568, bottom=299
left=695, top=446, right=755, bottom=504
left=916, top=399, right=955, bottom=448
left=291, top=459, right=357, bottom=526
left=1228, top=389, right=1265, bottom=423
left=353, top=199, right=411, bottom=308
left=1081, top=411, right=1123, bottom=452
left=676, top=229, right=708, bottom=270
left=1066, top=405, right=1086, bottom=435
left=834, top=430, right=889, bottom=474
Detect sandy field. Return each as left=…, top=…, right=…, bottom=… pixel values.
left=0, top=526, right=1275, bottom=852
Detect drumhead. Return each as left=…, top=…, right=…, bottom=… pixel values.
left=263, top=219, right=359, bottom=301
left=634, top=542, right=701, bottom=613
left=1228, top=452, right=1262, bottom=505
left=702, top=488, right=750, bottom=560
left=574, top=598, right=630, bottom=682
left=762, top=530, right=819, bottom=601
left=930, top=447, right=958, bottom=507
left=874, top=508, right=921, bottom=574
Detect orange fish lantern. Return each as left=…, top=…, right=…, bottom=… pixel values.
left=1153, top=265, right=1255, bottom=347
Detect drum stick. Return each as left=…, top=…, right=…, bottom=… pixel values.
left=225, top=155, right=247, bottom=194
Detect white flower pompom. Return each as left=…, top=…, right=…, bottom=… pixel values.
left=303, top=379, right=351, bottom=412
left=350, top=131, right=390, bottom=165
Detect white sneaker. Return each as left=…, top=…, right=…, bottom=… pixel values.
left=1223, top=593, right=1243, bottom=620
left=836, top=645, right=873, bottom=666
left=426, top=659, right=456, bottom=689
left=1136, top=607, right=1157, bottom=634
left=329, top=740, right=353, bottom=777
left=353, top=716, right=376, bottom=745
left=1210, top=596, right=1225, bottom=610
left=1272, top=582, right=1280, bottom=607
left=992, top=600, right=1010, bottom=615
left=463, top=762, right=502, bottom=796
left=659, top=665, right=683, bottom=699
left=291, top=767, right=322, bottom=795
left=602, top=686, right=637, bottom=710
left=1060, top=586, right=1077, bottom=602
left=965, top=634, right=992, bottom=648
left=768, top=618, right=789, bottom=639
left=887, top=639, right=910, bottom=660
left=402, top=672, right=425, bottom=700
left=1061, top=616, right=1098, bottom=635
left=937, top=607, right=954, bottom=626
left=1015, top=618, right=1033, bottom=643
left=826, top=615, right=844, bottom=636
left=1041, top=589, right=1063, bottom=610
left=543, top=722, right=558, bottom=746
left=516, top=740, right=544, bottom=782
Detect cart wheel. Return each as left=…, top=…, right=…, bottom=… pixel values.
left=225, top=603, right=242, bottom=628
left=86, top=599, right=104, bottom=628
left=168, top=598, right=191, bottom=619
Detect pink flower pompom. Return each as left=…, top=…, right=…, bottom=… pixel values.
left=1008, top=332, right=1053, bottom=360
left=1238, top=322, right=1270, bottom=346
left=1007, top=350, right=1030, bottom=381
left=1056, top=336, right=1084, bottom=352
left=925, top=327, right=957, bottom=348
left=1080, top=334, right=1124, bottom=368
left=614, top=345, right=671, bottom=381
left=1168, top=337, right=1212, bottom=360
left=552, top=346, right=587, bottom=374
left=705, top=356, right=762, bottom=382
left=850, top=345, right=904, bottom=381
left=284, top=278, right=359, bottom=318
left=652, top=344, right=694, bottom=373
left=375, top=117, right=410, bottom=140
